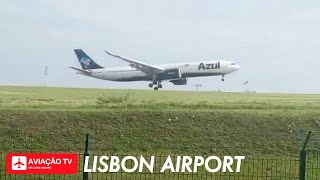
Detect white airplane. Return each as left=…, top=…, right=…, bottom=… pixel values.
left=70, top=49, right=240, bottom=90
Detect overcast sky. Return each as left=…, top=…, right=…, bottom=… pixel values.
left=1, top=0, right=319, bottom=93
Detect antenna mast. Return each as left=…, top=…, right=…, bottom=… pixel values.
left=44, top=66, right=48, bottom=87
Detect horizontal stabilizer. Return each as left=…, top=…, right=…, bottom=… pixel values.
left=69, top=67, right=92, bottom=75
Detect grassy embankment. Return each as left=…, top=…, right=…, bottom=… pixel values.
left=0, top=86, right=319, bottom=156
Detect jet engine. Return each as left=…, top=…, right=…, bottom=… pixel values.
left=169, top=78, right=188, bottom=85
left=157, top=68, right=182, bottom=80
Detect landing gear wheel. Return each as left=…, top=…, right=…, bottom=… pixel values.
left=158, top=84, right=163, bottom=88
left=148, top=83, right=153, bottom=88
left=154, top=87, right=159, bottom=91
left=221, top=78, right=225, bottom=81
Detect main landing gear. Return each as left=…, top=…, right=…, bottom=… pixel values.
left=149, top=81, right=163, bottom=90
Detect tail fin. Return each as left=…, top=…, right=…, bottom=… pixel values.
left=74, top=49, right=104, bottom=70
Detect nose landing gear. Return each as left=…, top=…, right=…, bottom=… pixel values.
left=221, top=74, right=225, bottom=81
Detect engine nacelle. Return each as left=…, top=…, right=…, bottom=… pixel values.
left=157, top=68, right=181, bottom=80
left=169, top=78, right=188, bottom=85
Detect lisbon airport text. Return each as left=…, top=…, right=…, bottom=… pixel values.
left=84, top=155, right=245, bottom=173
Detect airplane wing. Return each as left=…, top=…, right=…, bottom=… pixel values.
left=105, top=51, right=165, bottom=74
left=14, top=162, right=24, bottom=166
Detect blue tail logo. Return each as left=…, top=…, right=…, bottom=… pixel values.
left=74, top=49, right=103, bottom=70
left=79, top=57, right=91, bottom=69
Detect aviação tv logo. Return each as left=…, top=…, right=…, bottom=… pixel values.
left=6, top=153, right=78, bottom=174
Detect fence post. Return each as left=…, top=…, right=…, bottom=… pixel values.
left=299, top=131, right=311, bottom=180
left=83, top=134, right=89, bottom=180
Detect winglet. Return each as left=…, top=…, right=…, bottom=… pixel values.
left=105, top=50, right=112, bottom=55
left=105, top=50, right=122, bottom=59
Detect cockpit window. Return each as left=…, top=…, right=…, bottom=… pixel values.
left=231, top=63, right=236, bottom=65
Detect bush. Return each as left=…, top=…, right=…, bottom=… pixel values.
left=97, top=94, right=130, bottom=104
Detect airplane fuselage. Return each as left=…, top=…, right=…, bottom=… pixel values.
left=86, top=61, right=239, bottom=82
left=72, top=49, right=240, bottom=90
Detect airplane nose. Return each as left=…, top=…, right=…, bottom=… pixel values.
left=234, top=65, right=240, bottom=71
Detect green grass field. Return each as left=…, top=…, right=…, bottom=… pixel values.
left=1, top=86, right=320, bottom=111
left=1, top=86, right=320, bottom=179
left=0, top=86, right=319, bottom=155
